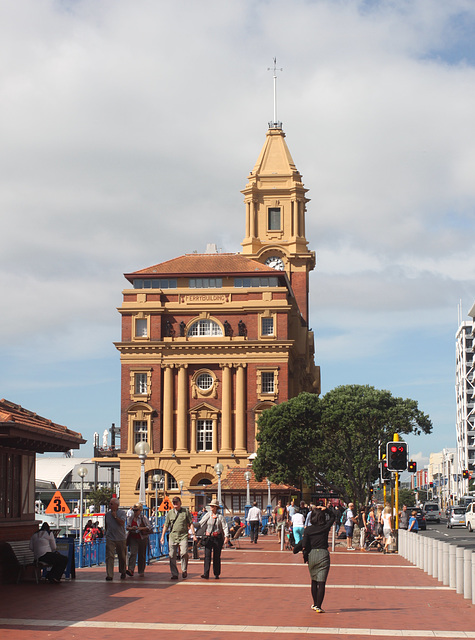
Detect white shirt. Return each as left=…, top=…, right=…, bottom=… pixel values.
left=291, top=512, right=305, bottom=527
left=29, top=531, right=56, bottom=559
left=345, top=509, right=355, bottom=527
left=247, top=506, right=262, bottom=523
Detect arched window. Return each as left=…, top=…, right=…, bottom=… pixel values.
left=187, top=319, right=223, bottom=337
left=143, top=469, right=179, bottom=491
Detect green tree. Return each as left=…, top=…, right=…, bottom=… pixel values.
left=398, top=488, right=416, bottom=507
left=252, top=392, right=323, bottom=489
left=87, top=487, right=113, bottom=512
left=253, top=385, right=432, bottom=505
left=319, top=385, right=432, bottom=505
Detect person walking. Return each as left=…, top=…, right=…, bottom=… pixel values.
left=104, top=498, right=127, bottom=581
left=408, top=510, right=419, bottom=533
left=247, top=501, right=262, bottom=544
left=293, top=505, right=335, bottom=613
left=344, top=503, right=357, bottom=550
left=161, top=496, right=197, bottom=580
left=381, top=506, right=393, bottom=553
left=399, top=504, right=409, bottom=530
left=291, top=508, right=306, bottom=545
left=29, top=522, right=68, bottom=583
left=199, top=499, right=229, bottom=579
left=126, top=503, right=152, bottom=577
left=273, top=500, right=288, bottom=544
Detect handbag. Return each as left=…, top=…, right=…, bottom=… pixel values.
left=199, top=513, right=216, bottom=547
left=199, top=535, right=211, bottom=547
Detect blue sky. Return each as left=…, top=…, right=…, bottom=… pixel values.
left=1, top=1, right=475, bottom=468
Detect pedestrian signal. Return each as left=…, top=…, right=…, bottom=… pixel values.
left=408, top=461, right=417, bottom=473
left=463, top=469, right=469, bottom=479
left=386, top=441, right=408, bottom=471
left=380, top=456, right=391, bottom=482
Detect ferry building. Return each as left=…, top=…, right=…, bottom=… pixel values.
left=114, top=119, right=320, bottom=512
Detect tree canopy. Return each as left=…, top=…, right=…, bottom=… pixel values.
left=253, top=385, right=432, bottom=504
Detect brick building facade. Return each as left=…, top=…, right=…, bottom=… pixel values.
left=115, top=123, right=320, bottom=511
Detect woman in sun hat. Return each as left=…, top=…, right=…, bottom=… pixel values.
left=199, top=499, right=229, bottom=580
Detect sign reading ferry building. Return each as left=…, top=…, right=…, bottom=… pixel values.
left=114, top=121, right=320, bottom=511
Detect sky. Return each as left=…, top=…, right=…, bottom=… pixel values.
left=1, top=0, right=475, bottom=468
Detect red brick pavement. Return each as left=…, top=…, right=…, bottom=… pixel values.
left=0, top=535, right=474, bottom=639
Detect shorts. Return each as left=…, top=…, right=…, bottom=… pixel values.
left=383, top=527, right=391, bottom=540
left=276, top=521, right=285, bottom=530
left=345, top=525, right=354, bottom=538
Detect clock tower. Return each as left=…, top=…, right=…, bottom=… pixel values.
left=241, top=123, right=315, bottom=323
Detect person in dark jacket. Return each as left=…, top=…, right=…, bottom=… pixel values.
left=293, top=505, right=335, bottom=613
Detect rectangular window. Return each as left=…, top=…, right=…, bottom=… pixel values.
left=234, top=277, right=279, bottom=288
left=189, top=278, right=222, bottom=289
left=135, top=318, right=148, bottom=338
left=134, top=421, right=148, bottom=445
left=268, top=207, right=281, bottom=230
left=133, top=279, right=177, bottom=289
left=0, top=452, right=22, bottom=519
left=261, top=318, right=274, bottom=336
left=197, top=419, right=213, bottom=451
left=135, top=373, right=148, bottom=395
left=261, top=372, right=275, bottom=394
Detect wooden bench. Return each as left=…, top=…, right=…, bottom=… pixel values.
left=7, top=541, right=51, bottom=584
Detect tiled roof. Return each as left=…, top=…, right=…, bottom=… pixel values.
left=126, top=253, right=278, bottom=278
left=0, top=399, right=85, bottom=451
left=206, top=466, right=296, bottom=492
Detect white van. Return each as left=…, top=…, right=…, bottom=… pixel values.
left=423, top=502, right=440, bottom=523
left=466, top=502, right=475, bottom=532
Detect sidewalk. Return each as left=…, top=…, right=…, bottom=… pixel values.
left=1, top=534, right=474, bottom=639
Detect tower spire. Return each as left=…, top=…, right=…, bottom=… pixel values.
left=267, top=57, right=283, bottom=129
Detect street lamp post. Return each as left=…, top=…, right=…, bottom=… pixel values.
left=135, top=441, right=151, bottom=506
left=77, top=466, right=88, bottom=542
left=152, top=473, right=162, bottom=531
left=179, top=480, right=184, bottom=497
left=266, top=478, right=272, bottom=516
left=214, top=463, right=224, bottom=507
left=244, top=470, right=252, bottom=535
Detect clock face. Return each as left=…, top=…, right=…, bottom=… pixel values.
left=265, top=256, right=285, bottom=271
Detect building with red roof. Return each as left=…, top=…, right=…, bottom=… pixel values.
left=0, top=399, right=85, bottom=542
left=114, top=122, right=320, bottom=512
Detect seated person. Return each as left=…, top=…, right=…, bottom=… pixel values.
left=29, top=522, right=68, bottom=583
left=227, top=516, right=242, bottom=547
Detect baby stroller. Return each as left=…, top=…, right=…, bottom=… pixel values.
left=363, top=523, right=383, bottom=552
left=285, top=524, right=295, bottom=550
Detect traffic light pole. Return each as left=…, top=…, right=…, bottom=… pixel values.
left=394, top=433, right=399, bottom=530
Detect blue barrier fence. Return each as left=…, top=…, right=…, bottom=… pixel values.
left=74, top=516, right=170, bottom=569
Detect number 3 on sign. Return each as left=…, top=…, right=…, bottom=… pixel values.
left=45, top=491, right=71, bottom=514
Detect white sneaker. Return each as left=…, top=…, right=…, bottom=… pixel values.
left=347, top=547, right=355, bottom=551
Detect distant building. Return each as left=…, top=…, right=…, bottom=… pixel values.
left=114, top=122, right=320, bottom=511
left=455, top=302, right=475, bottom=497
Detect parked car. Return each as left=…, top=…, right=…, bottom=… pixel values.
left=423, top=502, right=441, bottom=523
left=465, top=502, right=475, bottom=532
left=446, top=506, right=466, bottom=528
left=409, top=507, right=426, bottom=531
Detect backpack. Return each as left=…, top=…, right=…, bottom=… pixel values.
left=341, top=508, right=348, bottom=524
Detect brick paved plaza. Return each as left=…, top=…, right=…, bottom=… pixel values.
left=1, top=534, right=474, bottom=639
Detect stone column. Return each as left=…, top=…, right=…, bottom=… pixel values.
left=176, top=365, right=188, bottom=453
left=190, top=414, right=197, bottom=454
left=235, top=364, right=247, bottom=454
left=220, top=364, right=232, bottom=454
left=212, top=416, right=218, bottom=454
left=162, top=364, right=174, bottom=453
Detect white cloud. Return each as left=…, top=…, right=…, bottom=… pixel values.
left=0, top=0, right=474, bottom=456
